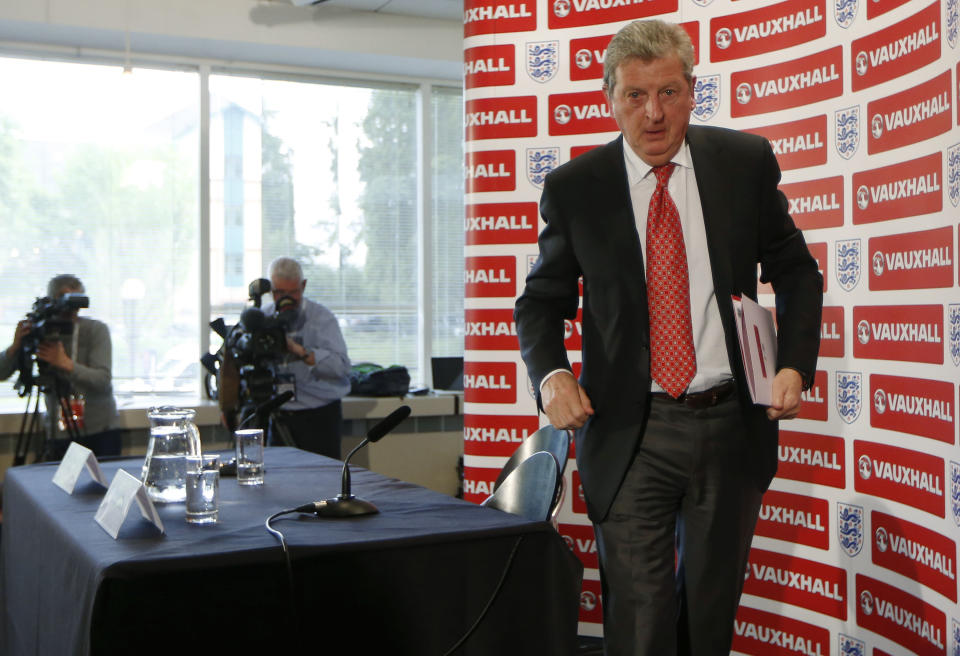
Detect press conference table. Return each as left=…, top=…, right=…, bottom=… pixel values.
left=0, top=447, right=580, bottom=655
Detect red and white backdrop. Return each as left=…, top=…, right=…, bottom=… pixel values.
left=461, top=0, right=960, bottom=651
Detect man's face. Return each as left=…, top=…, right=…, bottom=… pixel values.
left=270, top=276, right=305, bottom=311
left=606, top=54, right=695, bottom=167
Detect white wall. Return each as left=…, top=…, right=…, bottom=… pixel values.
left=0, top=0, right=462, bottom=80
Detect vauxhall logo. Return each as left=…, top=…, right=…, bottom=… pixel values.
left=464, top=426, right=527, bottom=443
left=573, top=47, right=604, bottom=69
left=859, top=455, right=943, bottom=496
left=554, top=0, right=650, bottom=16
left=465, top=108, right=533, bottom=127
left=716, top=6, right=823, bottom=47
left=553, top=103, right=611, bottom=123
left=788, top=192, right=840, bottom=215
left=464, top=58, right=510, bottom=75
left=873, top=387, right=952, bottom=421
left=876, top=525, right=956, bottom=580
left=748, top=562, right=843, bottom=601
left=855, top=22, right=939, bottom=76
left=871, top=91, right=950, bottom=137
left=769, top=132, right=823, bottom=155
left=861, top=589, right=945, bottom=651
left=465, top=214, right=533, bottom=232
left=733, top=619, right=825, bottom=655
left=857, top=319, right=942, bottom=345
left=735, top=64, right=840, bottom=104
left=464, top=3, right=532, bottom=23
left=872, top=247, right=952, bottom=275
left=855, top=172, right=940, bottom=209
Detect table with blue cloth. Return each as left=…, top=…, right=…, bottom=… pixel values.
left=0, top=447, right=581, bottom=655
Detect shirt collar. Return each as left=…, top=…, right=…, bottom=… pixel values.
left=622, top=137, right=692, bottom=187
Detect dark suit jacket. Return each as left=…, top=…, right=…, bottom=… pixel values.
left=514, top=126, right=823, bottom=523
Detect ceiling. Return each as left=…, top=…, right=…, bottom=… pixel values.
left=260, top=0, right=463, bottom=22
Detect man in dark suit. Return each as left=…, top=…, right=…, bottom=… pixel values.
left=514, top=20, right=822, bottom=656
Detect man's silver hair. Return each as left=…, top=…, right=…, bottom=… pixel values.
left=603, top=20, right=695, bottom=95
left=47, top=274, right=84, bottom=299
left=268, top=256, right=304, bottom=282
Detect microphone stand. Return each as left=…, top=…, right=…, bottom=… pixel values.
left=318, top=438, right=380, bottom=516
left=303, top=405, right=412, bottom=518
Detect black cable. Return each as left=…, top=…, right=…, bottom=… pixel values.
left=265, top=508, right=300, bottom=625
left=441, top=535, right=524, bottom=656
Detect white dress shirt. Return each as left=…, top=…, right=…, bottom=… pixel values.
left=624, top=140, right=733, bottom=394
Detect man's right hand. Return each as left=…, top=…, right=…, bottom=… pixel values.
left=542, top=371, right=594, bottom=431
left=12, top=320, right=30, bottom=348
left=5, top=320, right=31, bottom=359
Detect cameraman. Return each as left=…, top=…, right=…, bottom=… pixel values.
left=263, top=257, right=351, bottom=459
left=0, top=275, right=120, bottom=459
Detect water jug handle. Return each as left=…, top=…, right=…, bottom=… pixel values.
left=187, top=421, right=202, bottom=456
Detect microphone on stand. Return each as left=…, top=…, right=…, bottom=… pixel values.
left=237, top=390, right=295, bottom=429
left=298, top=405, right=411, bottom=518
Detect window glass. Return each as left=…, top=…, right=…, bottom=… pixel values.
left=0, top=57, right=200, bottom=406
left=431, top=87, right=465, bottom=361
left=208, top=75, right=422, bottom=380
left=0, top=57, right=462, bottom=410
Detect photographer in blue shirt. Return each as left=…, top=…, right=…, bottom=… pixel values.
left=262, top=257, right=351, bottom=459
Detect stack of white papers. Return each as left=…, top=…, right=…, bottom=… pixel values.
left=732, top=294, right=777, bottom=406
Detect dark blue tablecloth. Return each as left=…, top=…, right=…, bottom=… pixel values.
left=0, top=447, right=580, bottom=655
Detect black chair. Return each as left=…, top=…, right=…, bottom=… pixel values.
left=493, top=425, right=571, bottom=525
left=481, top=451, right=560, bottom=522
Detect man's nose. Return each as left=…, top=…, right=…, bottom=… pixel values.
left=645, top=97, right=664, bottom=121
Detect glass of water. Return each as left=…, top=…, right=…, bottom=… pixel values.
left=185, top=454, right=220, bottom=524
left=235, top=429, right=265, bottom=486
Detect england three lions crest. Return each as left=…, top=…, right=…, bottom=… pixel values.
left=838, top=633, right=865, bottom=656
left=693, top=75, right=720, bottom=123
left=947, top=0, right=958, bottom=48
left=526, top=41, right=558, bottom=84
left=951, top=461, right=960, bottom=528
left=836, top=371, right=861, bottom=424
left=950, top=304, right=960, bottom=367
left=948, top=143, right=960, bottom=208
left=527, top=147, right=559, bottom=189
left=948, top=617, right=960, bottom=656
left=836, top=239, right=861, bottom=292
left=834, top=0, right=858, bottom=28
left=835, top=106, right=860, bottom=160
left=837, top=503, right=864, bottom=557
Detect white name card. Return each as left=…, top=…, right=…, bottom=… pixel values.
left=52, top=442, right=109, bottom=494
left=94, top=469, right=165, bottom=539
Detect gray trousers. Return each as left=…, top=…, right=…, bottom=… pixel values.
left=594, top=393, right=763, bottom=656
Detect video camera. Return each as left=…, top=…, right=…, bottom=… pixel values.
left=202, top=279, right=296, bottom=411
left=15, top=293, right=89, bottom=394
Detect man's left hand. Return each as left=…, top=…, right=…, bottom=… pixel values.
left=36, top=340, right=74, bottom=373
left=285, top=337, right=315, bottom=366
left=766, top=368, right=803, bottom=420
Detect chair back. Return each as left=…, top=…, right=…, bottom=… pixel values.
left=493, top=425, right=570, bottom=492
left=481, top=451, right=560, bottom=522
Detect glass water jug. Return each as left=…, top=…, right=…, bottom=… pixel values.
left=141, top=406, right=202, bottom=503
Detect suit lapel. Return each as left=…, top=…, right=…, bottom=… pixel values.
left=590, top=136, right=644, bottom=266
left=686, top=126, right=735, bottom=289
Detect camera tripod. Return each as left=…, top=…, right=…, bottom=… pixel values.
left=13, top=370, right=83, bottom=465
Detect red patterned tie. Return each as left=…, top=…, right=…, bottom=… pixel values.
left=646, top=163, right=697, bottom=398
